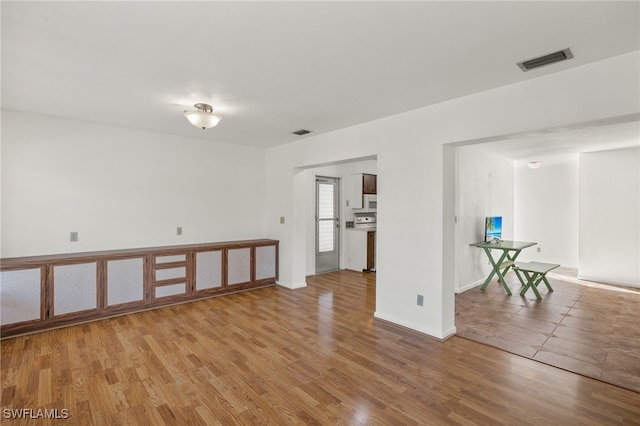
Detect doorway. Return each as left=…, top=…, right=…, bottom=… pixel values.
left=315, top=176, right=340, bottom=273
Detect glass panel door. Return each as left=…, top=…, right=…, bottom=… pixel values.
left=316, top=177, right=340, bottom=273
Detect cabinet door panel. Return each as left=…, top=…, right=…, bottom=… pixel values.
left=196, top=251, right=222, bottom=290
left=255, top=246, right=276, bottom=280
left=54, top=263, right=97, bottom=315
left=228, top=248, right=251, bottom=285
left=155, top=283, right=186, bottom=298
left=107, top=258, right=144, bottom=306
left=363, top=173, right=377, bottom=194
left=1, top=269, right=41, bottom=325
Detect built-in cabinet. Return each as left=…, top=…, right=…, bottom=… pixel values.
left=0, top=239, right=278, bottom=338
left=346, top=173, right=377, bottom=272
left=366, top=231, right=376, bottom=271
left=363, top=173, right=377, bottom=195
left=350, top=173, right=377, bottom=208
left=345, top=230, right=367, bottom=271
left=345, top=230, right=376, bottom=272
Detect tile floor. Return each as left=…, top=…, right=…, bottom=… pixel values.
left=455, top=267, right=640, bottom=393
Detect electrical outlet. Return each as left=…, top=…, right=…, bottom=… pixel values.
left=70, top=232, right=78, bottom=242
left=177, top=227, right=182, bottom=236
left=417, top=294, right=424, bottom=306
left=280, top=216, right=285, bottom=224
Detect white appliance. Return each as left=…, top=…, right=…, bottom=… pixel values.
left=359, top=194, right=377, bottom=212
left=353, top=212, right=377, bottom=230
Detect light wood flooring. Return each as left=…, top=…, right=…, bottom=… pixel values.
left=456, top=267, right=640, bottom=393
left=2, top=270, right=639, bottom=425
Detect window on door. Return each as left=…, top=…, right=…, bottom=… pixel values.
left=316, top=177, right=340, bottom=273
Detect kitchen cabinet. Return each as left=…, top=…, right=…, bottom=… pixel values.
left=345, top=230, right=376, bottom=272
left=350, top=173, right=377, bottom=208
left=345, top=230, right=367, bottom=271
left=363, top=173, right=377, bottom=194
left=367, top=231, right=376, bottom=271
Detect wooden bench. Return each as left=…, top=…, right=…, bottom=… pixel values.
left=513, top=262, right=560, bottom=300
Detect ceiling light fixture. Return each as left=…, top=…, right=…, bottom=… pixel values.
left=528, top=161, right=541, bottom=169
left=184, top=103, right=222, bottom=130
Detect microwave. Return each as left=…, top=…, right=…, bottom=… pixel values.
left=362, top=194, right=377, bottom=212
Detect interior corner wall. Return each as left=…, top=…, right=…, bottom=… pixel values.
left=579, top=147, right=640, bottom=287
left=456, top=145, right=514, bottom=292
left=1, top=110, right=267, bottom=257
left=265, top=50, right=639, bottom=340
left=514, top=154, right=579, bottom=267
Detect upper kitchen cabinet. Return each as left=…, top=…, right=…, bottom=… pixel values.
left=362, top=173, right=377, bottom=194
left=350, top=173, right=377, bottom=208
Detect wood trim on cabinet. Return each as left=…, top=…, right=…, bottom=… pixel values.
left=366, top=231, right=375, bottom=272
left=41, top=266, right=49, bottom=320
left=1, top=239, right=278, bottom=338
left=97, top=259, right=107, bottom=310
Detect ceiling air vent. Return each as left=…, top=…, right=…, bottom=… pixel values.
left=517, top=48, right=573, bottom=72
left=292, top=129, right=312, bottom=136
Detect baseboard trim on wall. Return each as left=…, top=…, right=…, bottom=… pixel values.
left=456, top=279, right=485, bottom=294
left=373, top=311, right=456, bottom=341
left=576, top=274, right=640, bottom=289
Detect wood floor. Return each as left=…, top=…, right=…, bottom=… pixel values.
left=456, top=267, right=640, bottom=393
left=2, top=270, right=639, bottom=425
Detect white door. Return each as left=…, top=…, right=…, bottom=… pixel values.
left=316, top=177, right=340, bottom=273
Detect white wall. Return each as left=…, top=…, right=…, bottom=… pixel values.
left=266, top=51, right=640, bottom=340
left=456, top=145, right=514, bottom=292
left=514, top=154, right=579, bottom=267
left=579, top=147, right=640, bottom=287
left=1, top=111, right=267, bottom=257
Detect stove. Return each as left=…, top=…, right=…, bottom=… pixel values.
left=353, top=212, right=377, bottom=230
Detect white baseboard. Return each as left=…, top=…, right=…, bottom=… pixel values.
left=276, top=281, right=308, bottom=290
left=576, top=275, right=639, bottom=289
left=456, top=279, right=485, bottom=294
left=373, top=311, right=456, bottom=341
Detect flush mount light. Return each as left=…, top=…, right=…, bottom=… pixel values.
left=528, top=161, right=541, bottom=169
left=184, top=103, right=223, bottom=129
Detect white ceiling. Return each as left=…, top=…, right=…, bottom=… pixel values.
left=466, top=114, right=640, bottom=161
left=2, top=1, right=639, bottom=149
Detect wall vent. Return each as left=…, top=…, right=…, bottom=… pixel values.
left=291, top=129, right=312, bottom=135
left=517, top=48, right=573, bottom=72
